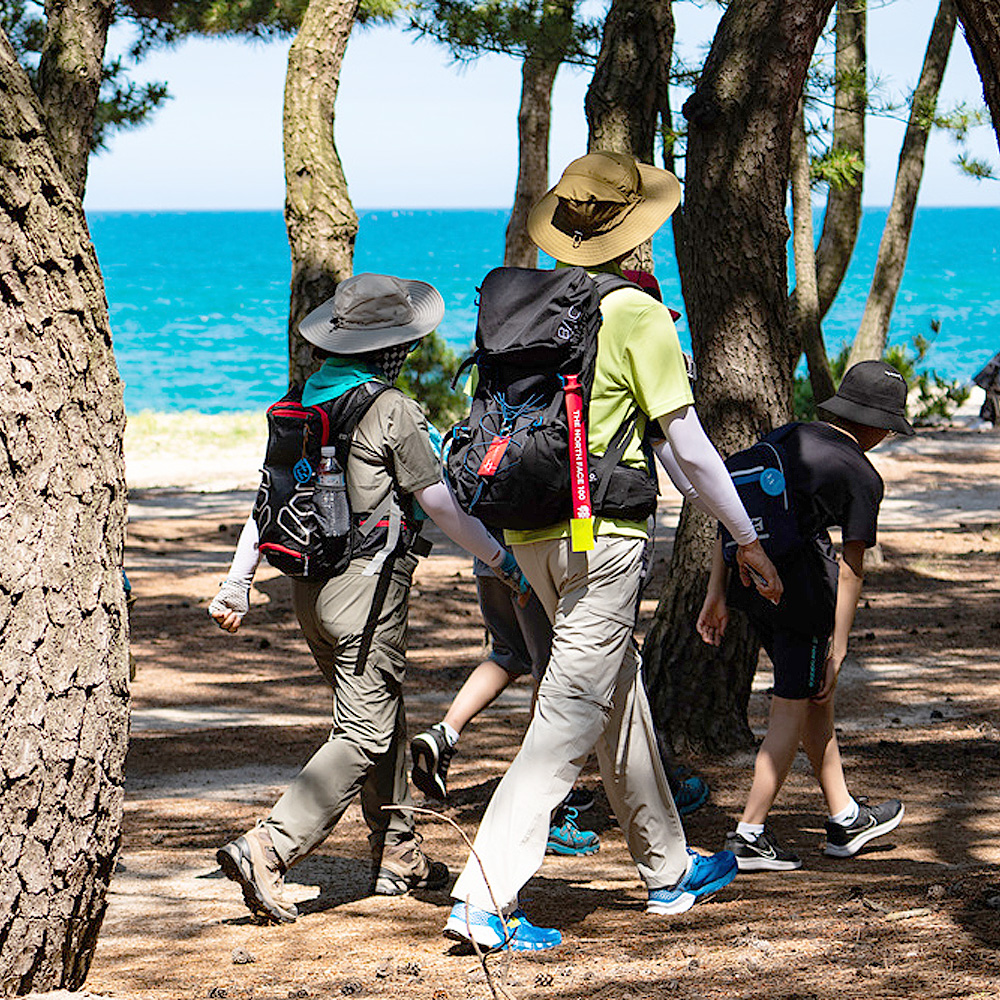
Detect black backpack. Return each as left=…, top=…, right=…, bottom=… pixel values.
left=445, top=266, right=658, bottom=533
left=719, top=424, right=803, bottom=568
left=254, top=380, right=395, bottom=580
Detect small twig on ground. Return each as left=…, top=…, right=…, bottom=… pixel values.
left=384, top=803, right=518, bottom=1000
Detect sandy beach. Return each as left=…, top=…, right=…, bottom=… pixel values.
left=65, top=393, right=1000, bottom=1000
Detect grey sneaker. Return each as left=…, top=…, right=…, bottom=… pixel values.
left=824, top=799, right=904, bottom=857
left=217, top=823, right=298, bottom=923
left=374, top=832, right=449, bottom=896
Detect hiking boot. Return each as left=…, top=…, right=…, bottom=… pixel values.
left=562, top=786, right=595, bottom=812
left=374, top=833, right=450, bottom=895
left=824, top=799, right=904, bottom=858
left=444, top=902, right=562, bottom=952
left=410, top=724, right=455, bottom=801
left=725, top=827, right=802, bottom=871
left=673, top=775, right=710, bottom=816
left=216, top=823, right=298, bottom=924
left=646, top=848, right=738, bottom=915
left=546, top=807, right=600, bottom=856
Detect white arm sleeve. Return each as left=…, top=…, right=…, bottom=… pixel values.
left=227, top=514, right=262, bottom=585
left=651, top=437, right=712, bottom=515
left=413, top=480, right=506, bottom=566
left=656, top=406, right=757, bottom=545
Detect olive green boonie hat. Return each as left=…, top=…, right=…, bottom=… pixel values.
left=527, top=151, right=682, bottom=266
left=298, top=273, right=445, bottom=354
left=819, top=360, right=916, bottom=436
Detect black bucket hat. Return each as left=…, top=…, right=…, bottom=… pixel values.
left=819, top=360, right=915, bottom=436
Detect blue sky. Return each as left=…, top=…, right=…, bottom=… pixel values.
left=83, top=1, right=1000, bottom=212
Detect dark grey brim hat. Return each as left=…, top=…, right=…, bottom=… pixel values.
left=819, top=360, right=915, bottom=436
left=299, top=273, right=445, bottom=354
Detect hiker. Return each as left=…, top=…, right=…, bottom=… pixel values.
left=410, top=532, right=600, bottom=856
left=208, top=273, right=532, bottom=924
left=697, top=361, right=912, bottom=871
left=441, top=151, right=782, bottom=951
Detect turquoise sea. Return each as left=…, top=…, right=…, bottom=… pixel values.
left=88, top=207, right=1000, bottom=414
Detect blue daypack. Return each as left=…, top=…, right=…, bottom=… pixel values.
left=719, top=424, right=803, bottom=568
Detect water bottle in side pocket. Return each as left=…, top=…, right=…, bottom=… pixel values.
left=314, top=446, right=351, bottom=537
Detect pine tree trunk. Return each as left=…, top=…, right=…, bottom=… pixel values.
left=954, top=0, right=1000, bottom=155
left=812, top=0, right=866, bottom=320
left=791, top=99, right=836, bottom=405
left=284, top=0, right=360, bottom=387
left=504, top=56, right=559, bottom=268
left=644, top=0, right=836, bottom=754
left=36, top=0, right=114, bottom=200
left=584, top=0, right=674, bottom=273
left=0, top=29, right=129, bottom=996
left=848, top=0, right=956, bottom=366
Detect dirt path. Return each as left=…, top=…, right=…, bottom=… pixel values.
left=68, top=427, right=1000, bottom=1000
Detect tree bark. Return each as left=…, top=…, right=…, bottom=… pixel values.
left=504, top=56, right=559, bottom=268
left=36, top=0, right=114, bottom=199
left=791, top=98, right=836, bottom=405
left=812, top=0, right=866, bottom=320
left=584, top=0, right=674, bottom=273
left=954, top=0, right=1000, bottom=156
left=0, top=28, right=129, bottom=997
left=284, top=0, right=360, bottom=387
left=644, top=0, right=836, bottom=754
left=847, top=0, right=956, bottom=366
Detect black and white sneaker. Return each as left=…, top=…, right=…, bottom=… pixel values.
left=824, top=799, right=904, bottom=857
left=562, top=786, right=595, bottom=812
left=724, top=827, right=802, bottom=871
left=410, top=724, right=455, bottom=801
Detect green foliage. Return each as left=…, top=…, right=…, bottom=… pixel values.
left=809, top=146, right=864, bottom=191
left=792, top=343, right=851, bottom=421
left=955, top=152, right=997, bottom=182
left=1, top=0, right=171, bottom=151
left=793, top=326, right=970, bottom=425
left=396, top=331, right=468, bottom=429
left=407, top=0, right=600, bottom=67
left=883, top=331, right=970, bottom=425
left=92, top=58, right=170, bottom=151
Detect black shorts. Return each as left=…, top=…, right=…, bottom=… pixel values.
left=475, top=574, right=551, bottom=682
left=753, top=617, right=830, bottom=700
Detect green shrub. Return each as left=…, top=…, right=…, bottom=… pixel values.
left=397, top=330, right=469, bottom=429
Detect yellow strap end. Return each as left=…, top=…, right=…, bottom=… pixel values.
left=570, top=517, right=595, bottom=552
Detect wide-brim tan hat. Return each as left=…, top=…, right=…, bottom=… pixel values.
left=527, top=151, right=681, bottom=266
left=299, top=272, right=445, bottom=354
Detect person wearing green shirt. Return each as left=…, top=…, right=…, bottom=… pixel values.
left=444, top=152, right=783, bottom=952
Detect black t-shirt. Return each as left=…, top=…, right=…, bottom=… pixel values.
left=728, top=421, right=884, bottom=637
left=780, top=421, right=883, bottom=547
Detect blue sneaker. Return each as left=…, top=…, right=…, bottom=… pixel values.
left=444, top=902, right=562, bottom=951
left=646, top=849, right=738, bottom=915
left=673, top=775, right=710, bottom=816
left=546, top=807, right=600, bottom=856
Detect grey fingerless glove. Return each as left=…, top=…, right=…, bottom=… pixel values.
left=209, top=578, right=250, bottom=620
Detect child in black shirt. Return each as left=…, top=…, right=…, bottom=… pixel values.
left=698, top=361, right=914, bottom=870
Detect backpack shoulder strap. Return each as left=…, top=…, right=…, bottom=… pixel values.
left=591, top=272, right=642, bottom=299
left=763, top=421, right=800, bottom=448
left=320, top=380, right=392, bottom=462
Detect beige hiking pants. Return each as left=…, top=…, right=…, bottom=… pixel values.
left=450, top=535, right=688, bottom=913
